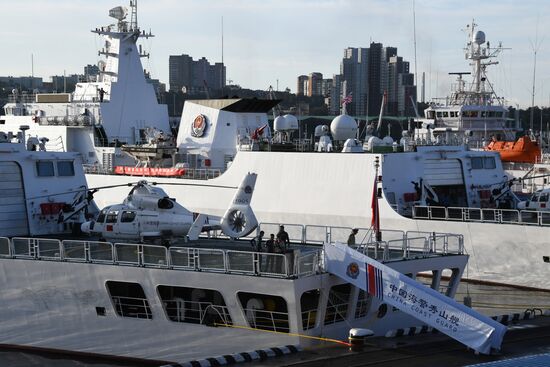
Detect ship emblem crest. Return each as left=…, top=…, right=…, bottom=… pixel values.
left=191, top=114, right=207, bottom=137
left=346, top=262, right=360, bottom=279
left=244, top=185, right=253, bottom=194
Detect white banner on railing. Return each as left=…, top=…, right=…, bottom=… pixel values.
left=323, top=242, right=506, bottom=354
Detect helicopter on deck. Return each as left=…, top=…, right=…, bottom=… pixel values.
left=81, top=173, right=258, bottom=243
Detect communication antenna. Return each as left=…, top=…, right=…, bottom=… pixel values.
left=412, top=0, right=418, bottom=87
left=529, top=17, right=544, bottom=132
left=130, top=0, right=138, bottom=31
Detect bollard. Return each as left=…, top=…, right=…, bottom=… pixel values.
left=348, top=328, right=374, bottom=352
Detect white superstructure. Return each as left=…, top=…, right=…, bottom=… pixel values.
left=0, top=1, right=169, bottom=169
left=414, top=21, right=520, bottom=147
left=0, top=127, right=91, bottom=237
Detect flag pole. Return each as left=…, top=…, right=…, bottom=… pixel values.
left=372, top=156, right=381, bottom=241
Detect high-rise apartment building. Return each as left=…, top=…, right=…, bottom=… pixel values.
left=169, top=54, right=225, bottom=93
left=307, top=72, right=323, bottom=96
left=297, top=75, right=308, bottom=95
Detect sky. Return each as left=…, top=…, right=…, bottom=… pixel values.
left=0, top=0, right=549, bottom=108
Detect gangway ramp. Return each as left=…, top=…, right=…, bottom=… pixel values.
left=323, top=242, right=506, bottom=354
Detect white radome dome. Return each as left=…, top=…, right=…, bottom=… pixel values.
left=382, top=136, right=394, bottom=145
left=283, top=114, right=299, bottom=130
left=273, top=115, right=288, bottom=131
left=330, top=114, right=358, bottom=141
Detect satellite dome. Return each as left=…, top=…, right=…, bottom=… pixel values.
left=283, top=114, right=298, bottom=130
left=473, top=30, right=486, bottom=45
left=273, top=115, right=288, bottom=131
left=314, top=124, right=329, bottom=137
left=330, top=114, right=357, bottom=141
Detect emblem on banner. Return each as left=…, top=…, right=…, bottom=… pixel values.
left=346, top=262, right=360, bottom=279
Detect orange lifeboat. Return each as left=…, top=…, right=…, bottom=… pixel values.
left=484, top=135, right=541, bottom=164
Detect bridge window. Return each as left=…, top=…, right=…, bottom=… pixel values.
left=36, top=161, right=54, bottom=176
left=325, top=284, right=352, bottom=325
left=238, top=292, right=289, bottom=333
left=483, top=157, right=496, bottom=169
left=57, top=161, right=75, bottom=176
left=472, top=157, right=496, bottom=170
left=300, top=289, right=320, bottom=330
left=157, top=285, right=232, bottom=326
left=106, top=281, right=152, bottom=319
left=120, top=211, right=136, bottom=223
left=442, top=111, right=449, bottom=118
left=471, top=157, right=483, bottom=169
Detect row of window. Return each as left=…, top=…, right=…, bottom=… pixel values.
left=104, top=281, right=376, bottom=332
left=97, top=208, right=137, bottom=223
left=36, top=160, right=75, bottom=177
left=471, top=156, right=496, bottom=170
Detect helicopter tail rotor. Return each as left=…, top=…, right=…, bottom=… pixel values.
left=220, top=173, right=258, bottom=238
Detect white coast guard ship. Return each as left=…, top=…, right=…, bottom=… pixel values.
left=1, top=4, right=548, bottom=291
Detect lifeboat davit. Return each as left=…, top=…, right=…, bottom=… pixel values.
left=484, top=135, right=541, bottom=164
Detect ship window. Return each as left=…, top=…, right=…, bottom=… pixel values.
left=471, top=157, right=483, bottom=169
left=300, top=289, right=320, bottom=330
left=57, top=161, right=75, bottom=176
left=106, top=281, right=152, bottom=319
left=36, top=161, right=54, bottom=176
left=450, top=111, right=457, bottom=118
left=157, top=285, right=232, bottom=326
left=481, top=111, right=488, bottom=117
left=106, top=210, right=119, bottom=223
left=540, top=193, right=549, bottom=202
left=325, top=283, right=352, bottom=325
left=436, top=111, right=443, bottom=118
left=120, top=211, right=136, bottom=223
left=238, top=292, right=289, bottom=333
left=442, top=111, right=449, bottom=118
left=483, top=157, right=496, bottom=169
left=427, top=111, right=435, bottom=119
left=355, top=289, right=371, bottom=319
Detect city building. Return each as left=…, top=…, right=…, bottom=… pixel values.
left=297, top=75, right=308, bottom=96
left=0, top=76, right=43, bottom=91
left=169, top=54, right=225, bottom=93
left=307, top=72, right=323, bottom=96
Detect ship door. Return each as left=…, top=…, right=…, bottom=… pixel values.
left=423, top=159, right=467, bottom=207
left=0, top=162, right=28, bottom=237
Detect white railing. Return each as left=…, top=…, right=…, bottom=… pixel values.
left=243, top=308, right=290, bottom=333
left=413, top=205, right=550, bottom=226
left=0, top=226, right=463, bottom=276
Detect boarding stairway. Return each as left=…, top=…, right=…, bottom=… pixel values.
left=323, top=242, right=507, bottom=354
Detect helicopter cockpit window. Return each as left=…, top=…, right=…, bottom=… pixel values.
left=158, top=198, right=174, bottom=209
left=120, top=211, right=136, bottom=223
left=96, top=208, right=109, bottom=223
left=106, top=210, right=119, bottom=223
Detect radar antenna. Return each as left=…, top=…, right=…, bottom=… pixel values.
left=129, top=0, right=138, bottom=31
